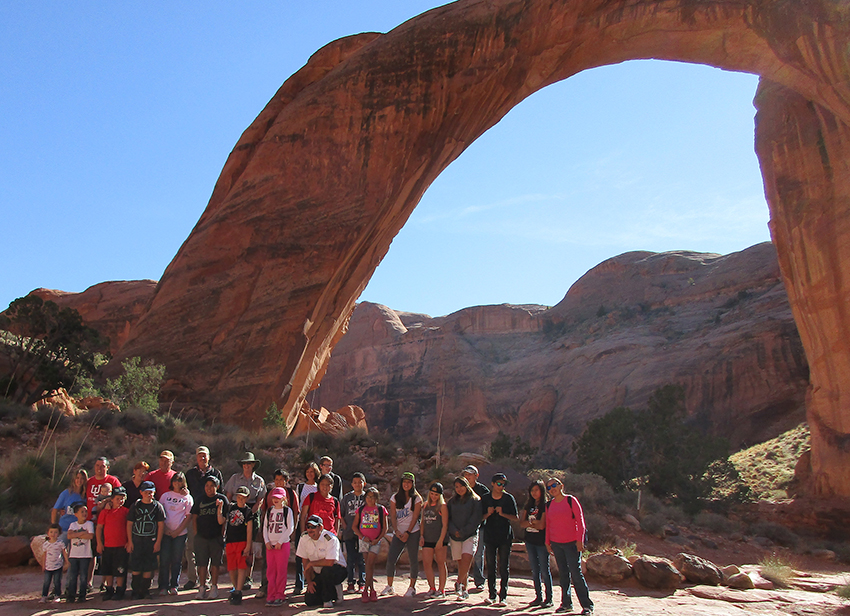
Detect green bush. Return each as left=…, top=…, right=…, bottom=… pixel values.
left=758, top=553, right=794, bottom=587
left=749, top=521, right=799, bottom=548
left=5, top=456, right=52, bottom=508
left=262, top=402, right=285, bottom=428
left=104, top=356, right=165, bottom=413
left=640, top=512, right=667, bottom=536
left=118, top=406, right=161, bottom=435
left=694, top=511, right=740, bottom=535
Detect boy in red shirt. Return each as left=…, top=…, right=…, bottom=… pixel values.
left=96, top=488, right=129, bottom=600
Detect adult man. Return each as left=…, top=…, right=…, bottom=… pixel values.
left=300, top=474, right=342, bottom=536
left=319, top=456, right=343, bottom=500
left=183, top=446, right=223, bottom=591
left=85, top=457, right=122, bottom=587
left=144, top=450, right=176, bottom=498
left=296, top=515, right=347, bottom=608
left=462, top=465, right=490, bottom=591
left=481, top=473, right=518, bottom=607
left=224, top=452, right=266, bottom=590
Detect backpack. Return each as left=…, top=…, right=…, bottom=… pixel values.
left=566, top=495, right=589, bottom=545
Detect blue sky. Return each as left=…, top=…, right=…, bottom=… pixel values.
left=0, top=2, right=770, bottom=318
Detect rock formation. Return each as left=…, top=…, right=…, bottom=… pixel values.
left=313, top=243, right=809, bottom=454
left=25, top=1, right=843, bottom=494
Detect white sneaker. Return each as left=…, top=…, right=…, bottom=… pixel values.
left=196, top=585, right=207, bottom=600
left=404, top=587, right=416, bottom=597
left=323, top=601, right=334, bottom=608
left=208, top=586, right=219, bottom=599
left=494, top=600, right=507, bottom=607
left=484, top=596, right=495, bottom=605
left=379, top=586, right=394, bottom=596
left=457, top=589, right=469, bottom=600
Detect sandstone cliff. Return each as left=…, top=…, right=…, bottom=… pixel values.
left=313, top=243, right=808, bottom=458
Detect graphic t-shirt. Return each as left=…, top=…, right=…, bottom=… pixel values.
left=192, top=493, right=229, bottom=540
left=43, top=539, right=65, bottom=571
left=127, top=500, right=166, bottom=540
left=263, top=506, right=295, bottom=545
left=357, top=504, right=387, bottom=542
left=159, top=491, right=194, bottom=536
left=394, top=494, right=423, bottom=534
left=225, top=503, right=256, bottom=544
left=53, top=489, right=85, bottom=532
left=523, top=500, right=545, bottom=545
left=86, top=475, right=122, bottom=521
left=98, top=505, right=129, bottom=547
left=341, top=491, right=366, bottom=541
left=68, top=520, right=94, bottom=558
left=421, top=502, right=445, bottom=543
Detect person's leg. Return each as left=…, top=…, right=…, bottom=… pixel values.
left=526, top=542, right=543, bottom=601
left=345, top=537, right=358, bottom=587
left=540, top=545, right=553, bottom=604
left=184, top=523, right=198, bottom=587
left=384, top=535, right=405, bottom=588
left=422, top=547, right=435, bottom=591
left=356, top=544, right=366, bottom=587
left=78, top=558, right=92, bottom=599
left=457, top=553, right=473, bottom=594
left=293, top=533, right=304, bottom=593
left=497, top=542, right=510, bottom=601
left=484, top=542, right=497, bottom=600
left=41, top=569, right=52, bottom=598
left=158, top=534, right=173, bottom=591
left=471, top=527, right=485, bottom=587
left=170, top=534, right=188, bottom=589
left=406, top=530, right=420, bottom=587
left=550, top=542, right=573, bottom=609
left=319, top=564, right=348, bottom=604
left=66, top=559, right=80, bottom=599
left=365, top=551, right=376, bottom=591
left=436, top=544, right=448, bottom=593
left=564, top=542, right=593, bottom=610
left=266, top=548, right=279, bottom=602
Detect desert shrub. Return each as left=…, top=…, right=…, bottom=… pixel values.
left=262, top=402, right=285, bottom=428
left=0, top=400, right=31, bottom=422
left=759, top=553, right=794, bottom=587
left=118, top=406, right=161, bottom=435
left=81, top=407, right=118, bottom=430
left=5, top=456, right=53, bottom=508
left=0, top=423, right=20, bottom=438
left=832, top=543, right=850, bottom=564
left=33, top=405, right=68, bottom=431
left=640, top=513, right=667, bottom=536
left=694, top=511, right=739, bottom=535
left=298, top=447, right=318, bottom=466
left=749, top=521, right=800, bottom=548
left=104, top=356, right=165, bottom=413
left=585, top=512, right=613, bottom=546
left=0, top=504, right=48, bottom=538
left=341, top=428, right=374, bottom=449
left=837, top=584, right=850, bottom=601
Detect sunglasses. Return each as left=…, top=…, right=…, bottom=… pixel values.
left=546, top=483, right=559, bottom=490
left=495, top=481, right=506, bottom=487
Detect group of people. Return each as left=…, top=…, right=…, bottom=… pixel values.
left=43, top=447, right=593, bottom=614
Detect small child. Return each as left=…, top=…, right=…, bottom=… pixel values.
left=224, top=486, right=255, bottom=605
left=341, top=473, right=367, bottom=593
left=66, top=504, right=95, bottom=603
left=263, top=487, right=294, bottom=607
left=126, top=481, right=165, bottom=599
left=40, top=524, right=69, bottom=603
left=352, top=487, right=388, bottom=602
left=96, top=487, right=129, bottom=600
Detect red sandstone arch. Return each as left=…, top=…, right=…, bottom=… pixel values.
left=115, top=0, right=850, bottom=496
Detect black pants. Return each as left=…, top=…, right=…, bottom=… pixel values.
left=304, top=563, right=347, bottom=606
left=485, top=541, right=511, bottom=601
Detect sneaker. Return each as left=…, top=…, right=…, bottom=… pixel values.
left=39, top=597, right=47, bottom=603
left=403, top=587, right=416, bottom=597
left=494, top=600, right=507, bottom=607
left=425, top=588, right=436, bottom=598
left=556, top=604, right=573, bottom=613
left=435, top=591, right=447, bottom=598
left=52, top=595, right=62, bottom=603
left=369, top=589, right=378, bottom=602
left=242, top=580, right=252, bottom=591
left=208, top=586, right=219, bottom=599
left=196, top=585, right=207, bottom=600
left=484, top=596, right=495, bottom=605
left=580, top=609, right=593, bottom=615
left=474, top=584, right=486, bottom=593
left=347, top=582, right=356, bottom=593
left=256, top=588, right=266, bottom=598
left=361, top=589, right=370, bottom=603
left=541, top=599, right=555, bottom=608
left=168, top=587, right=178, bottom=596
left=323, top=601, right=334, bottom=608
left=266, top=599, right=276, bottom=607
left=182, top=580, right=197, bottom=591
left=65, top=596, right=75, bottom=603
left=454, top=581, right=461, bottom=593
left=528, top=598, right=543, bottom=607
left=232, top=590, right=243, bottom=605
left=457, top=589, right=470, bottom=600
left=379, top=585, right=394, bottom=596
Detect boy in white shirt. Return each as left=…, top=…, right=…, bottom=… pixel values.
left=66, top=504, right=95, bottom=603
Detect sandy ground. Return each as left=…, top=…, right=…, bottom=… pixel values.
left=2, top=564, right=848, bottom=616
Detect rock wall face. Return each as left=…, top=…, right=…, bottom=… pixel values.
left=314, top=244, right=809, bottom=456
left=99, top=1, right=850, bottom=494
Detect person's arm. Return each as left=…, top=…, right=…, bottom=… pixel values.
left=96, top=522, right=105, bottom=554
left=411, top=497, right=422, bottom=528
left=154, top=521, right=164, bottom=553
left=498, top=495, right=520, bottom=523
left=519, top=506, right=531, bottom=528
left=244, top=519, right=253, bottom=557
left=79, top=522, right=95, bottom=540
left=216, top=499, right=227, bottom=526
left=173, top=499, right=193, bottom=536
left=335, top=499, right=342, bottom=536
left=192, top=513, right=198, bottom=536
left=389, top=499, right=399, bottom=534
left=571, top=497, right=586, bottom=552
left=352, top=508, right=363, bottom=539
left=264, top=511, right=272, bottom=548
left=438, top=503, right=449, bottom=544
left=62, top=546, right=70, bottom=570
left=126, top=520, right=134, bottom=553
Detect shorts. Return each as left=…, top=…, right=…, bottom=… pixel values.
left=450, top=534, right=479, bottom=561
left=194, top=535, right=224, bottom=569
left=359, top=537, right=382, bottom=555
left=423, top=540, right=446, bottom=549
left=101, top=546, right=129, bottom=577
left=129, top=537, right=158, bottom=573
left=226, top=541, right=248, bottom=570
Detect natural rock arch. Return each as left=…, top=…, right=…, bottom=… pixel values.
left=115, top=0, right=850, bottom=496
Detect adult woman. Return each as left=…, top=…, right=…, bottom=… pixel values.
left=419, top=482, right=448, bottom=598
left=381, top=471, right=422, bottom=597
left=520, top=479, right=552, bottom=607
left=122, top=461, right=150, bottom=509
left=446, top=477, right=482, bottom=601
left=51, top=469, right=88, bottom=545
left=158, top=472, right=194, bottom=595
left=293, top=461, right=321, bottom=595
left=545, top=478, right=593, bottom=615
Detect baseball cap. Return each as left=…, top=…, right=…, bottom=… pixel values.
left=160, top=450, right=174, bottom=461
left=462, top=465, right=479, bottom=475
left=140, top=481, right=156, bottom=492
left=235, top=486, right=251, bottom=497
left=306, top=515, right=323, bottom=528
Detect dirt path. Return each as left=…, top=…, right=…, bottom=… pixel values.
left=1, top=566, right=847, bottom=616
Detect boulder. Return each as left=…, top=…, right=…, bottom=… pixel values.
left=632, top=556, right=683, bottom=589
left=585, top=553, right=633, bottom=583
left=622, top=514, right=641, bottom=531
left=30, top=535, right=47, bottom=569
left=725, top=572, right=756, bottom=589
left=720, top=564, right=741, bottom=583
left=673, top=553, right=722, bottom=586
left=0, top=536, right=33, bottom=568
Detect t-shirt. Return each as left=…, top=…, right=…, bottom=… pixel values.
left=86, top=475, right=122, bottom=521
left=159, top=491, right=194, bottom=536
left=225, top=503, right=256, bottom=544
left=98, top=505, right=129, bottom=548
left=305, top=493, right=342, bottom=535
left=68, top=520, right=94, bottom=559
left=394, top=494, right=423, bottom=534
left=185, top=465, right=223, bottom=502
left=341, top=491, right=366, bottom=541
left=523, top=500, right=546, bottom=546
left=421, top=502, right=445, bottom=544
left=481, top=492, right=518, bottom=545
left=43, top=539, right=65, bottom=571
left=192, top=493, right=229, bottom=540
left=297, top=483, right=318, bottom=508
left=145, top=469, right=176, bottom=498
left=127, top=499, right=166, bottom=540
left=121, top=480, right=144, bottom=510
left=53, top=489, right=85, bottom=533
left=263, top=506, right=295, bottom=545
left=357, top=504, right=387, bottom=542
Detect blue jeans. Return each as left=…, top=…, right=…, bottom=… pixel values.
left=344, top=537, right=365, bottom=585
left=550, top=541, right=592, bottom=610
left=159, top=534, right=188, bottom=590
left=42, top=568, right=63, bottom=598
left=484, top=541, right=510, bottom=601
left=471, top=527, right=485, bottom=586
left=525, top=542, right=553, bottom=601
left=66, top=557, right=90, bottom=599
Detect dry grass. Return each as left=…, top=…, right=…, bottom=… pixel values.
left=729, top=423, right=810, bottom=499
left=759, top=553, right=795, bottom=587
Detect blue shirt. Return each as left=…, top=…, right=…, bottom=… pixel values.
left=53, top=489, right=85, bottom=532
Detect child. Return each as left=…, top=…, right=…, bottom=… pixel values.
left=225, top=486, right=255, bottom=605
left=126, top=481, right=165, bottom=599
left=341, top=472, right=367, bottom=593
left=263, top=487, right=294, bottom=607
left=96, top=487, right=129, bottom=600
left=66, top=504, right=95, bottom=602
left=191, top=476, right=229, bottom=600
left=41, top=524, right=69, bottom=603
left=352, top=487, right=387, bottom=602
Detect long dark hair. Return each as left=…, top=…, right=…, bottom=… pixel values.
left=525, top=479, right=547, bottom=510
left=452, top=477, right=479, bottom=504
left=393, top=475, right=421, bottom=509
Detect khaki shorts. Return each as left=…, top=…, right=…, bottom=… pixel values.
left=450, top=534, right=478, bottom=561
left=359, top=537, right=382, bottom=555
